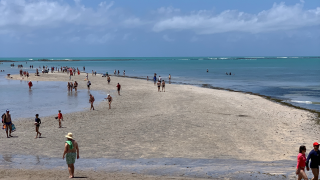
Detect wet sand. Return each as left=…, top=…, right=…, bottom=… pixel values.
left=2, top=72, right=318, bottom=179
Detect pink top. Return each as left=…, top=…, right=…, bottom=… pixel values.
left=297, top=153, right=306, bottom=169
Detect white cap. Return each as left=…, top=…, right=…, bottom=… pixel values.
left=107, top=94, right=110, bottom=96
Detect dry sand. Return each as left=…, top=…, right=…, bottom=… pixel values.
left=1, top=72, right=319, bottom=179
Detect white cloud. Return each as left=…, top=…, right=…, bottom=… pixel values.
left=0, top=0, right=128, bottom=34
left=153, top=2, right=320, bottom=34
left=157, top=6, right=180, bottom=14
left=163, top=34, right=174, bottom=42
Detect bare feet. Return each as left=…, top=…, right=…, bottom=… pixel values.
left=39, top=133, right=42, bottom=137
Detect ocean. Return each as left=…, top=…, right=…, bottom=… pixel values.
left=0, top=56, right=319, bottom=118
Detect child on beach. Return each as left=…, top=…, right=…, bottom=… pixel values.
left=34, top=114, right=41, bottom=139
left=57, top=110, right=63, bottom=128
left=107, top=76, right=111, bottom=84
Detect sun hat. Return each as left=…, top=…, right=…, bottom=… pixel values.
left=313, top=142, right=319, bottom=146
left=65, top=133, right=73, bottom=139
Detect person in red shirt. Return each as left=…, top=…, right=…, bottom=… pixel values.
left=28, top=81, right=33, bottom=89
left=116, top=83, right=121, bottom=95
left=57, top=110, right=63, bottom=128
left=296, top=145, right=308, bottom=180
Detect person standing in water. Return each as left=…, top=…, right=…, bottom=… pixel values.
left=169, top=74, right=171, bottom=80
left=74, top=81, right=78, bottom=92
left=63, top=133, right=80, bottom=179
left=34, top=114, right=41, bottom=139
left=58, top=110, right=63, bottom=128
left=87, top=81, right=91, bottom=90
left=116, top=83, right=121, bottom=95
left=296, top=145, right=308, bottom=180
left=207, top=69, right=209, bottom=72
left=2, top=109, right=12, bottom=138
left=89, top=94, right=95, bottom=110
left=123, top=70, right=125, bottom=76
left=28, top=80, right=33, bottom=89
left=105, top=94, right=113, bottom=109
left=306, top=142, right=320, bottom=180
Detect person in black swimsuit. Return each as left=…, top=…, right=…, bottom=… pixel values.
left=34, top=114, right=42, bottom=139
left=157, top=81, right=161, bottom=92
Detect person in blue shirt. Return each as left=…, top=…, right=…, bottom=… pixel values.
left=306, top=142, right=320, bottom=180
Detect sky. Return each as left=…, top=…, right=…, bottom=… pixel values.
left=0, top=0, right=319, bottom=57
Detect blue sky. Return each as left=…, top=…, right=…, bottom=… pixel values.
left=0, top=0, right=319, bottom=57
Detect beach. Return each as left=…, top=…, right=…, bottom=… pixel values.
left=1, top=72, right=319, bottom=179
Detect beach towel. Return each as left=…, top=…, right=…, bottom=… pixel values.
left=11, top=124, right=16, bottom=132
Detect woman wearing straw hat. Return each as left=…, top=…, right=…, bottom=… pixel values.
left=63, top=133, right=80, bottom=178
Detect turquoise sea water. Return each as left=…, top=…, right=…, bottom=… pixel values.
left=0, top=57, right=319, bottom=115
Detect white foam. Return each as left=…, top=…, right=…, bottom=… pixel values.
left=28, top=59, right=33, bottom=60
left=290, top=57, right=299, bottom=58
left=291, top=100, right=312, bottom=104
left=220, top=58, right=228, bottom=59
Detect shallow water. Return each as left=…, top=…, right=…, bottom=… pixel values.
left=0, top=154, right=305, bottom=179
left=0, top=68, right=106, bottom=119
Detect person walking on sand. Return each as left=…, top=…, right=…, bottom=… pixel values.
left=28, top=80, right=33, bottom=89
left=162, top=80, right=165, bottom=92
left=92, top=70, right=94, bottom=76
left=86, top=73, right=89, bottom=80
left=296, top=145, right=308, bottom=180
left=107, top=75, right=111, bottom=84
left=157, top=81, right=161, bottom=92
left=89, top=94, right=95, bottom=110
left=95, top=71, right=96, bottom=76
left=105, top=94, right=113, bottom=109
left=58, top=110, right=63, bottom=128
left=116, top=83, right=121, bottom=95
left=34, top=114, right=42, bottom=139
left=2, top=109, right=12, bottom=138
left=306, top=142, right=320, bottom=180
left=63, top=133, right=79, bottom=179
left=87, top=81, right=91, bottom=90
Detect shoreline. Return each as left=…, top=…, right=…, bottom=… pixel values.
left=2, top=72, right=319, bottom=179
left=104, top=74, right=320, bottom=121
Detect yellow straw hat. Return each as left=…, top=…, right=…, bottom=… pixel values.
left=65, top=133, right=74, bottom=139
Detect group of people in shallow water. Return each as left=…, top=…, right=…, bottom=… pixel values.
left=67, top=81, right=78, bottom=92
left=297, top=143, right=320, bottom=180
